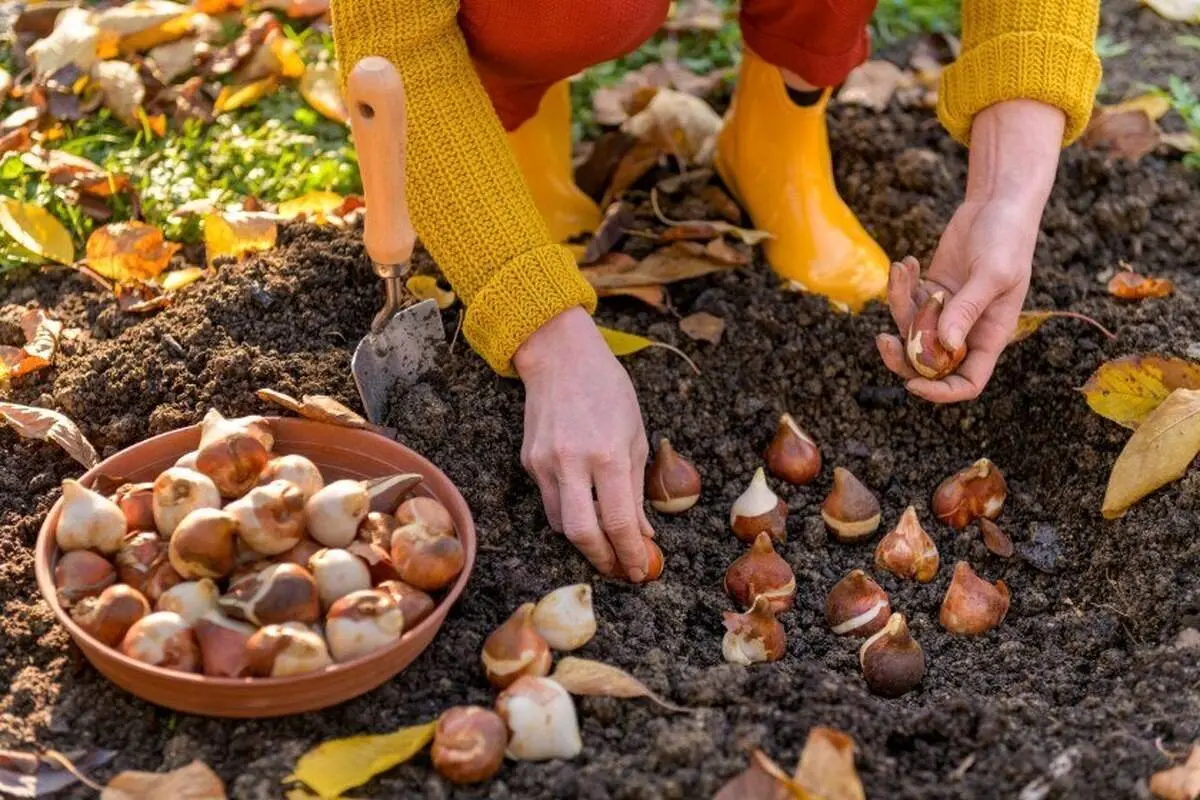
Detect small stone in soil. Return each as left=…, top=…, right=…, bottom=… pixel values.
left=1017, top=523, right=1063, bottom=574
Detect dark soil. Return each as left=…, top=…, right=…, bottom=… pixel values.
left=2, top=2, right=1199, bottom=797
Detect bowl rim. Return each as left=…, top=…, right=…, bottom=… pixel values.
left=34, top=417, right=476, bottom=688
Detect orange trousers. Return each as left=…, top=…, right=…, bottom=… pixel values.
left=459, top=0, right=879, bottom=131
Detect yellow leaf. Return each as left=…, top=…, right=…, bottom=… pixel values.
left=86, top=221, right=180, bottom=282
left=286, top=721, right=436, bottom=800
left=203, top=211, right=278, bottom=267
left=118, top=12, right=196, bottom=54
left=1009, top=309, right=1115, bottom=344
left=1107, top=93, right=1172, bottom=121
left=156, top=266, right=206, bottom=292
left=277, top=191, right=345, bottom=222
left=1102, top=388, right=1200, bottom=518
left=405, top=275, right=456, bottom=310
left=300, top=63, right=348, bottom=124
left=598, top=326, right=654, bottom=356
left=214, top=76, right=279, bottom=114
left=1142, top=0, right=1200, bottom=22
left=269, top=32, right=306, bottom=79
left=0, top=199, right=75, bottom=265
left=550, top=657, right=689, bottom=712
left=1081, top=355, right=1200, bottom=429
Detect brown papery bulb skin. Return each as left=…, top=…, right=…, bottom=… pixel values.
left=120, top=611, right=201, bottom=673
left=167, top=508, right=238, bottom=580
left=906, top=290, right=967, bottom=379
left=722, top=595, right=786, bottom=665
left=394, top=496, right=455, bottom=538
left=198, top=409, right=274, bottom=451
left=611, top=537, right=665, bottom=583
left=113, top=482, right=156, bottom=533
left=821, top=467, right=881, bottom=543
left=931, top=458, right=1007, bottom=530
left=245, top=622, right=332, bottom=677
left=54, top=550, right=117, bottom=606
left=481, top=602, right=552, bottom=689
left=432, top=706, right=509, bottom=784
left=225, top=479, right=306, bottom=556
left=939, top=561, right=1010, bottom=635
left=325, top=589, right=406, bottom=663
left=375, top=580, right=436, bottom=629
left=70, top=584, right=150, bottom=647
left=723, top=532, right=796, bottom=614
left=193, top=611, right=257, bottom=678
left=274, top=537, right=323, bottom=571
left=357, top=511, right=396, bottom=549
left=874, top=506, right=940, bottom=583
left=219, top=563, right=320, bottom=627
left=729, top=468, right=788, bottom=543
left=979, top=518, right=1014, bottom=558
left=195, top=430, right=270, bottom=499
left=391, top=521, right=465, bottom=592
left=764, top=414, right=821, bottom=486
left=259, top=454, right=324, bottom=500
left=645, top=438, right=701, bottom=514
left=115, top=531, right=178, bottom=602
left=825, top=569, right=891, bottom=637
left=859, top=613, right=926, bottom=698
left=347, top=540, right=399, bottom=584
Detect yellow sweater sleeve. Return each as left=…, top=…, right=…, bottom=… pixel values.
left=330, top=0, right=597, bottom=376
left=937, top=0, right=1102, bottom=146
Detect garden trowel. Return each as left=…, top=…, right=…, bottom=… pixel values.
left=347, top=57, right=444, bottom=425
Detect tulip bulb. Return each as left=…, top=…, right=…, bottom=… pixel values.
left=481, top=603, right=552, bottom=689
left=495, top=676, right=582, bottom=761
left=729, top=468, right=788, bottom=543
left=259, top=454, right=324, bottom=500
left=531, top=584, right=596, bottom=651
left=859, top=613, right=925, bottom=697
left=115, top=531, right=181, bottom=603
left=155, top=578, right=220, bottom=625
left=120, top=611, right=200, bottom=672
left=274, top=537, right=323, bottom=570
left=310, top=547, right=373, bottom=608
left=931, top=458, right=1006, bottom=530
left=357, top=511, right=396, bottom=549
left=220, top=562, right=320, bottom=626
left=325, top=589, right=405, bottom=662
left=347, top=540, right=399, bottom=584
left=225, top=479, right=306, bottom=555
left=174, top=450, right=199, bottom=470
left=940, top=561, right=1010, bottom=635
left=394, top=496, right=455, bottom=538
left=723, top=532, right=796, bottom=614
left=194, top=611, right=257, bottom=677
left=246, top=622, right=332, bottom=677
left=391, top=521, right=465, bottom=592
left=112, top=482, right=156, bottom=532
left=612, top=537, right=665, bottom=583
left=167, top=507, right=238, bottom=580
left=199, top=408, right=274, bottom=450
left=376, top=580, right=436, bottom=629
left=821, top=467, right=881, bottom=542
left=432, top=706, right=508, bottom=784
left=645, top=438, right=701, bottom=514
left=151, top=467, right=221, bottom=536
left=722, top=596, right=786, bottom=665
left=825, top=569, right=891, bottom=637
left=71, top=584, right=150, bottom=647
left=54, top=550, right=117, bottom=606
left=764, top=414, right=821, bottom=486
left=874, top=506, right=939, bottom=582
left=195, top=429, right=269, bottom=499
left=56, top=479, right=126, bottom=554
left=906, top=290, right=966, bottom=379
left=306, top=479, right=370, bottom=548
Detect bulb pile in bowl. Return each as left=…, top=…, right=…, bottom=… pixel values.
left=50, top=409, right=464, bottom=678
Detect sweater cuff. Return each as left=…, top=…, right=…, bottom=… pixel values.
left=938, top=32, right=1102, bottom=147
left=464, top=243, right=598, bottom=376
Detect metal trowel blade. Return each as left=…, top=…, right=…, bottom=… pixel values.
left=352, top=298, right=444, bottom=425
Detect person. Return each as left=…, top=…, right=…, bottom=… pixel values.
left=330, top=0, right=1101, bottom=582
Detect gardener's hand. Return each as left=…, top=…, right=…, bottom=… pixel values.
left=514, top=307, right=655, bottom=581
left=876, top=99, right=1065, bottom=403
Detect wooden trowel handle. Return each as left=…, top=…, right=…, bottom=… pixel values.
left=347, top=57, right=416, bottom=271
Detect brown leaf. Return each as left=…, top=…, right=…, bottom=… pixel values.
left=205, top=12, right=276, bottom=77
left=0, top=401, right=99, bottom=468
left=704, top=238, right=749, bottom=265
left=146, top=36, right=201, bottom=83
left=1149, top=745, right=1200, bottom=800
left=663, top=60, right=733, bottom=98
left=581, top=203, right=634, bottom=264
left=601, top=139, right=662, bottom=207
left=1107, top=270, right=1174, bottom=299
left=0, top=748, right=115, bottom=799
left=1082, top=355, right=1200, bottom=430
left=596, top=285, right=669, bottom=312
left=549, top=656, right=689, bottom=713
left=299, top=62, right=348, bottom=124
left=1082, top=106, right=1162, bottom=161
left=652, top=191, right=768, bottom=245
left=0, top=126, right=33, bottom=156
left=7, top=308, right=64, bottom=377
left=586, top=241, right=742, bottom=289
left=86, top=221, right=180, bottom=282
left=255, top=388, right=373, bottom=431
left=679, top=311, right=724, bottom=344
left=1009, top=310, right=1116, bottom=344
left=95, top=60, right=145, bottom=127
left=101, top=760, right=226, bottom=800
left=700, top=184, right=742, bottom=224
left=592, top=65, right=671, bottom=126
left=32, top=150, right=131, bottom=198
left=115, top=283, right=171, bottom=314
left=714, top=751, right=794, bottom=800
left=793, top=727, right=865, bottom=800
left=622, top=88, right=723, bottom=166
left=575, top=130, right=636, bottom=200
left=837, top=61, right=908, bottom=112
left=979, top=519, right=1014, bottom=558
left=1102, top=388, right=1200, bottom=519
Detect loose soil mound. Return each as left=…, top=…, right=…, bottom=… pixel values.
left=2, top=3, right=1198, bottom=796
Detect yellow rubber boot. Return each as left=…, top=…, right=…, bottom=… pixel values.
left=715, top=51, right=889, bottom=312
left=507, top=81, right=601, bottom=243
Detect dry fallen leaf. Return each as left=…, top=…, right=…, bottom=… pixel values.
left=147, top=36, right=202, bottom=83
left=276, top=191, right=348, bottom=224
left=592, top=65, right=671, bottom=126
left=0, top=402, right=99, bottom=468
left=35, top=150, right=131, bottom=198
left=679, top=311, right=725, bottom=344
left=1082, top=106, right=1162, bottom=161
left=203, top=211, right=278, bottom=267
left=405, top=275, right=456, bottom=310
left=793, top=728, right=865, bottom=800
left=86, top=221, right=180, bottom=282
left=285, top=721, right=435, bottom=800
left=838, top=60, right=908, bottom=112
left=1, top=309, right=64, bottom=379
left=1102, top=388, right=1200, bottom=519
left=95, top=60, right=146, bottom=127
left=601, top=139, right=663, bottom=207
left=1107, top=270, right=1175, bottom=299
left=1083, top=355, right=1200, bottom=429
left=550, top=656, right=690, bottom=712
left=214, top=76, right=279, bottom=113
left=26, top=7, right=101, bottom=79
left=582, top=203, right=635, bottom=264
left=255, top=388, right=374, bottom=430
left=1107, top=93, right=1173, bottom=121
left=585, top=241, right=743, bottom=289
left=300, top=63, right=348, bottom=124
left=714, top=751, right=794, bottom=800
left=1149, top=745, right=1200, bottom=800
left=0, top=749, right=115, bottom=799
left=651, top=189, right=769, bottom=245
left=101, top=760, right=225, bottom=799
left=0, top=199, right=75, bottom=265
left=596, top=285, right=670, bottom=312
left=622, top=88, right=723, bottom=165
left=156, top=266, right=206, bottom=292
left=1143, top=0, right=1200, bottom=22
left=234, top=28, right=305, bottom=83
left=1009, top=309, right=1116, bottom=344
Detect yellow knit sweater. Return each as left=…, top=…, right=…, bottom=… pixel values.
left=331, top=0, right=1101, bottom=375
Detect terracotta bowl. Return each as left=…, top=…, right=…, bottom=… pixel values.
left=34, top=418, right=476, bottom=718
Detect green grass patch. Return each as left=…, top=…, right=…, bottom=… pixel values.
left=1157, top=75, right=1200, bottom=170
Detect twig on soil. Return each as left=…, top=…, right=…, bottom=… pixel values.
left=42, top=750, right=104, bottom=792
left=948, top=753, right=977, bottom=781
left=450, top=309, right=464, bottom=354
